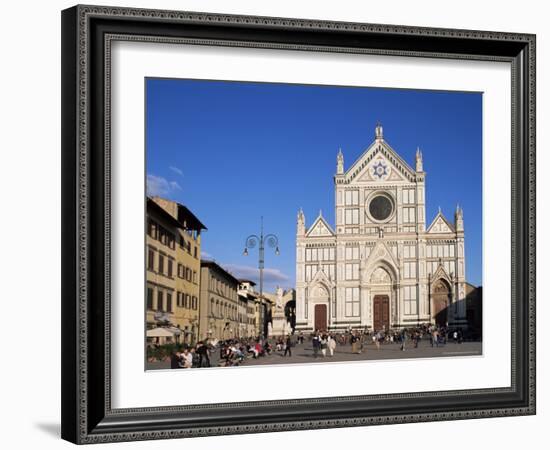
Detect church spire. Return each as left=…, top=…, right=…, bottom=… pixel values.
left=297, top=208, right=306, bottom=236
left=375, top=121, right=383, bottom=140
left=336, top=148, right=344, bottom=175
left=455, top=204, right=464, bottom=232
left=415, top=146, right=423, bottom=172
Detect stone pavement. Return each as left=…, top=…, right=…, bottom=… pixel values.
left=146, top=339, right=482, bottom=371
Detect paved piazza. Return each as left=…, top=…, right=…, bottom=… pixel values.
left=146, top=339, right=482, bottom=371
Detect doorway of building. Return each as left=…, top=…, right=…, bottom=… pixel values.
left=432, top=279, right=451, bottom=327
left=314, top=304, right=327, bottom=332
left=372, top=295, right=390, bottom=331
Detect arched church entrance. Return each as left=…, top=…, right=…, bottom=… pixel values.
left=311, top=284, right=329, bottom=332
left=432, top=279, right=451, bottom=327
left=369, top=266, right=393, bottom=332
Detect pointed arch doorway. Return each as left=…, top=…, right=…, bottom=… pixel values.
left=369, top=266, right=394, bottom=332
left=432, top=279, right=451, bottom=327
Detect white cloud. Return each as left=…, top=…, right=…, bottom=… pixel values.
left=223, top=264, right=289, bottom=285
left=169, top=166, right=183, bottom=176
left=201, top=251, right=213, bottom=259
left=147, top=174, right=181, bottom=197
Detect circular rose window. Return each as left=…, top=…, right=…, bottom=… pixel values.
left=369, top=195, right=393, bottom=221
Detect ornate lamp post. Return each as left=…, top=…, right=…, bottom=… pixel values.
left=243, top=216, right=280, bottom=336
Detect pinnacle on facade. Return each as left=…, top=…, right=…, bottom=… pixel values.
left=375, top=121, right=384, bottom=140
left=415, top=146, right=423, bottom=172
left=455, top=204, right=464, bottom=231
left=297, top=208, right=306, bottom=236
left=336, top=148, right=344, bottom=175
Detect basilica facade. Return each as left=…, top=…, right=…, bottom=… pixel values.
left=295, top=124, right=468, bottom=333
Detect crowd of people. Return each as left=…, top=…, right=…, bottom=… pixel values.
left=169, top=336, right=289, bottom=369
left=304, top=324, right=468, bottom=356
left=167, top=325, right=469, bottom=369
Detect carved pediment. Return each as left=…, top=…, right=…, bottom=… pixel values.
left=427, top=212, right=455, bottom=234
left=306, top=215, right=335, bottom=237
left=432, top=263, right=452, bottom=285
left=362, top=241, right=399, bottom=281
left=344, top=140, right=416, bottom=185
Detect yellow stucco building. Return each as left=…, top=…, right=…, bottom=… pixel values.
left=147, top=197, right=206, bottom=345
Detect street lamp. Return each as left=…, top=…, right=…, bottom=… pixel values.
left=243, top=216, right=280, bottom=335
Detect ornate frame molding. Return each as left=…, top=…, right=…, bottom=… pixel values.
left=61, top=5, right=535, bottom=444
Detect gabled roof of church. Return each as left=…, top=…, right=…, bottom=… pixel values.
left=427, top=210, right=456, bottom=234
left=343, top=134, right=417, bottom=184
left=305, top=211, right=335, bottom=237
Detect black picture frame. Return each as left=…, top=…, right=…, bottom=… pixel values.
left=61, top=4, right=536, bottom=444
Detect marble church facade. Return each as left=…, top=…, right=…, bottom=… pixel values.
left=295, top=124, right=468, bottom=332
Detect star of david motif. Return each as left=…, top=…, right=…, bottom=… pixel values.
left=371, top=160, right=389, bottom=179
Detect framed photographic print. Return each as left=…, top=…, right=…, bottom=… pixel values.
left=61, top=4, right=536, bottom=444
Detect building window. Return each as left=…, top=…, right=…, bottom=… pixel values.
left=192, top=271, right=197, bottom=284
left=186, top=267, right=191, bottom=281
left=167, top=259, right=173, bottom=278
left=345, top=287, right=360, bottom=317
left=147, top=219, right=158, bottom=239
left=403, top=245, right=416, bottom=259
left=345, top=190, right=359, bottom=205
left=403, top=207, right=416, bottom=223
left=159, top=254, right=165, bottom=275
left=194, top=246, right=198, bottom=258
left=147, top=287, right=154, bottom=310
left=345, top=208, right=359, bottom=225
left=403, top=188, right=415, bottom=204
left=167, top=233, right=175, bottom=250
left=147, top=249, right=155, bottom=271
left=322, top=264, right=335, bottom=280
left=305, top=265, right=313, bottom=281
left=403, top=286, right=417, bottom=315
left=166, top=293, right=172, bottom=312
left=345, top=263, right=359, bottom=280
left=345, top=246, right=359, bottom=260
left=404, top=262, right=417, bottom=279
left=311, top=248, right=318, bottom=261
left=157, top=290, right=164, bottom=312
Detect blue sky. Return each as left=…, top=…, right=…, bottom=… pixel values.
left=146, top=78, right=482, bottom=291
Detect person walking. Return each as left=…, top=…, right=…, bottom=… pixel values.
left=400, top=329, right=407, bottom=351
left=320, top=334, right=328, bottom=357
left=312, top=333, right=320, bottom=358
left=328, top=334, right=336, bottom=356
left=350, top=332, right=358, bottom=354
left=284, top=335, right=292, bottom=357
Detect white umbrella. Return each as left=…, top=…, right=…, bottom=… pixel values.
left=146, top=328, right=175, bottom=338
